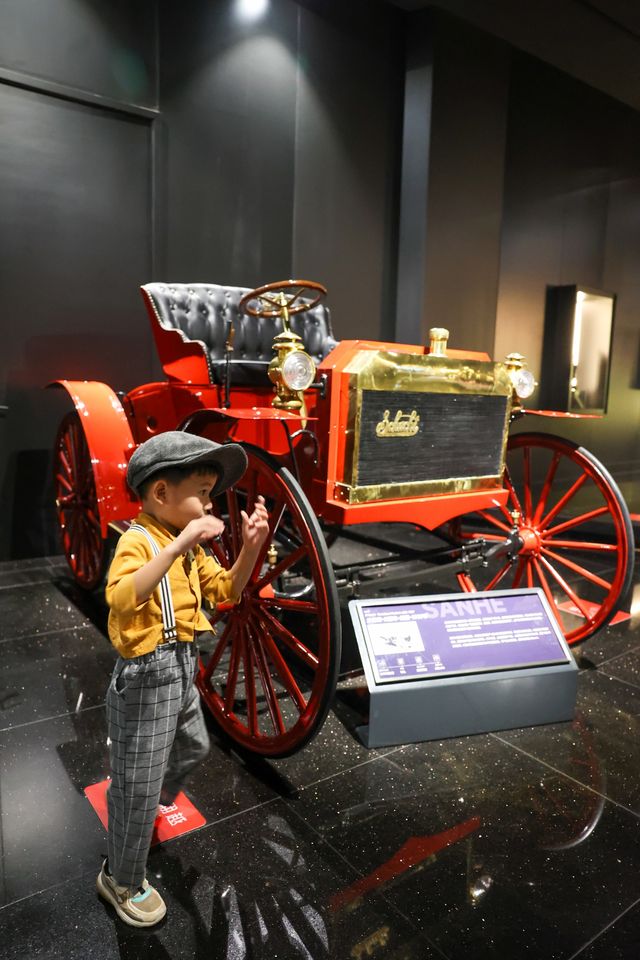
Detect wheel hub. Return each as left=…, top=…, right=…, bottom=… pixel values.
left=517, top=524, right=541, bottom=556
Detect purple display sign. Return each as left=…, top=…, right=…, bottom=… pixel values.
left=356, top=590, right=569, bottom=685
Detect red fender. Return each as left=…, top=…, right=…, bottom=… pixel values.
left=49, top=380, right=139, bottom=535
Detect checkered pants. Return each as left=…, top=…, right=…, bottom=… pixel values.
left=105, top=640, right=210, bottom=888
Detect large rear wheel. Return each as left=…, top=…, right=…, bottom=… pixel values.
left=455, top=432, right=634, bottom=645
left=54, top=411, right=107, bottom=590
left=197, top=444, right=341, bottom=757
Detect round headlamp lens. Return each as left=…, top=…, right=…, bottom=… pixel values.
left=511, top=368, right=536, bottom=400
left=282, top=350, right=316, bottom=391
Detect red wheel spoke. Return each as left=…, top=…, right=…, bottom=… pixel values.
left=204, top=620, right=234, bottom=680
left=511, top=557, right=526, bottom=588
left=542, top=547, right=611, bottom=591
left=86, top=508, right=101, bottom=531
left=241, top=627, right=260, bottom=737
left=544, top=506, right=608, bottom=538
left=224, top=636, right=242, bottom=712
left=522, top=446, right=533, bottom=522
left=207, top=537, right=229, bottom=568
left=248, top=620, right=291, bottom=732
left=252, top=544, right=307, bottom=592
left=251, top=500, right=287, bottom=577
left=65, top=429, right=78, bottom=482
left=538, top=554, right=595, bottom=622
left=262, top=597, right=319, bottom=614
left=485, top=561, right=513, bottom=591
left=58, top=448, right=72, bottom=480
left=66, top=508, right=81, bottom=544
left=456, top=572, right=475, bottom=593
left=78, top=530, right=89, bottom=575
left=249, top=470, right=259, bottom=512
left=544, top=539, right=617, bottom=553
left=530, top=451, right=559, bottom=524
left=526, top=561, right=534, bottom=588
left=504, top=471, right=524, bottom=519
left=477, top=510, right=512, bottom=534
left=251, top=612, right=308, bottom=714
left=464, top=532, right=508, bottom=543
left=531, top=557, right=558, bottom=612
left=226, top=487, right=242, bottom=555
left=539, top=473, right=588, bottom=530
left=258, top=606, right=319, bottom=670
left=56, top=473, right=73, bottom=494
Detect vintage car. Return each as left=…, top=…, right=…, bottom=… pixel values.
left=51, top=279, right=635, bottom=757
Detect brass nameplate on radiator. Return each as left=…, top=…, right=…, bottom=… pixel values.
left=375, top=409, right=420, bottom=438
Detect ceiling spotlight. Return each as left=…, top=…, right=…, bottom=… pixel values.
left=237, top=0, right=269, bottom=20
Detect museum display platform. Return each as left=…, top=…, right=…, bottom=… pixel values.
left=1, top=554, right=640, bottom=959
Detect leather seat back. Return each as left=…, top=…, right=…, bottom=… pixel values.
left=141, top=282, right=338, bottom=385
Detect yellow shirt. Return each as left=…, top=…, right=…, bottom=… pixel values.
left=106, top=512, right=238, bottom=658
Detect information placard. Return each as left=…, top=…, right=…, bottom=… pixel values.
left=354, top=589, right=570, bottom=686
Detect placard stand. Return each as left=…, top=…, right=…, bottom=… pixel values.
left=349, top=589, right=578, bottom=749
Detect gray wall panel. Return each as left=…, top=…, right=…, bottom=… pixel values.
left=0, top=85, right=153, bottom=556
left=292, top=2, right=403, bottom=341
left=159, top=0, right=298, bottom=286
left=0, top=0, right=158, bottom=107
left=396, top=13, right=509, bottom=352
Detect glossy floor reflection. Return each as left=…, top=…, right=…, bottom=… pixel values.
left=1, top=555, right=640, bottom=959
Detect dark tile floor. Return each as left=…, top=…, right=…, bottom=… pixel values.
left=1, top=555, right=640, bottom=959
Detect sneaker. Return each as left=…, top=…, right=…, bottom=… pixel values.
left=97, top=860, right=166, bottom=927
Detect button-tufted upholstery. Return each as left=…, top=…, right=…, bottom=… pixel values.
left=141, top=282, right=339, bottom=386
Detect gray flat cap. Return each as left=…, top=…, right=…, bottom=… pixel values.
left=127, top=431, right=248, bottom=497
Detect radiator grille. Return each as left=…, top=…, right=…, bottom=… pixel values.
left=355, top=390, right=509, bottom=488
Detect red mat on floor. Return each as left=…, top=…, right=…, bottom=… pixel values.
left=557, top=600, right=631, bottom=625
left=84, top=779, right=206, bottom=844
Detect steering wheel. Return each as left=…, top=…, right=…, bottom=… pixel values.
left=239, top=279, right=327, bottom=319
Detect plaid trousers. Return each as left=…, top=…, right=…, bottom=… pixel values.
left=106, top=640, right=210, bottom=888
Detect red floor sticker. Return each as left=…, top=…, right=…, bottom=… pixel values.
left=557, top=600, right=631, bottom=625
left=84, top=780, right=206, bottom=843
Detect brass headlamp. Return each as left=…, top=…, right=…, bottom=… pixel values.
left=238, top=279, right=326, bottom=413
left=267, top=295, right=316, bottom=411
left=504, top=352, right=537, bottom=403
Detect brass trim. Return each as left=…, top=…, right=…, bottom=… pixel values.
left=341, top=348, right=513, bottom=499
left=335, top=474, right=504, bottom=505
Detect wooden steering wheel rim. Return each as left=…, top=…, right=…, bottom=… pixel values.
left=239, top=279, right=327, bottom=318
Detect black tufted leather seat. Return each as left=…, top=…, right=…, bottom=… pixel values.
left=141, top=282, right=339, bottom=386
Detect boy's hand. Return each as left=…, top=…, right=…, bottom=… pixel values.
left=241, top=496, right=269, bottom=554
left=173, top=515, right=225, bottom=555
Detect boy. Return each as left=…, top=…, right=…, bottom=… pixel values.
left=97, top=431, right=269, bottom=927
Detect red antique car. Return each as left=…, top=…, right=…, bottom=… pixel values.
left=50, top=280, right=634, bottom=757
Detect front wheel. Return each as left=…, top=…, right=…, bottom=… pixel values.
left=197, top=444, right=341, bottom=757
left=454, top=432, right=635, bottom=645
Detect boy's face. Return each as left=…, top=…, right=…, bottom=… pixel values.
left=146, top=469, right=218, bottom=530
